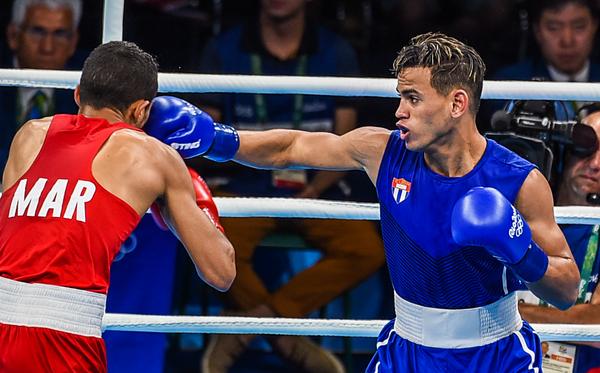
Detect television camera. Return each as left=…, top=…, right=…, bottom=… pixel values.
left=486, top=100, right=598, bottom=203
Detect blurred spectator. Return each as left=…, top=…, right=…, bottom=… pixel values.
left=0, top=0, right=82, bottom=175
left=124, top=0, right=217, bottom=71
left=444, top=0, right=520, bottom=73
left=196, top=0, right=385, bottom=372
left=518, top=108, right=600, bottom=373
left=479, top=0, right=600, bottom=132
left=497, top=0, right=599, bottom=81
left=353, top=1, right=443, bottom=130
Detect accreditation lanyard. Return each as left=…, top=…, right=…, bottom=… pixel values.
left=578, top=224, right=599, bottom=304
left=250, top=54, right=307, bottom=128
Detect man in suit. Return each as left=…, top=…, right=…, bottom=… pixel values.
left=495, top=0, right=599, bottom=81
left=480, top=0, right=600, bottom=131
left=1, top=0, right=82, bottom=177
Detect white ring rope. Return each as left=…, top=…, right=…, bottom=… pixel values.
left=101, top=314, right=600, bottom=342
left=215, top=198, right=379, bottom=220
left=0, top=191, right=591, bottom=223
left=214, top=198, right=600, bottom=225
left=1, top=69, right=599, bottom=100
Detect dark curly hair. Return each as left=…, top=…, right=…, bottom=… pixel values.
left=79, top=41, right=158, bottom=113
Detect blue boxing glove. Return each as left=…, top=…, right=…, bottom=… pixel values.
left=451, top=187, right=549, bottom=283
left=144, top=96, right=239, bottom=161
left=114, top=234, right=138, bottom=262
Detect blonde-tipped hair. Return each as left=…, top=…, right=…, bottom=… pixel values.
left=392, top=32, right=486, bottom=114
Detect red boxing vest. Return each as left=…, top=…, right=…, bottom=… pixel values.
left=0, top=114, right=142, bottom=294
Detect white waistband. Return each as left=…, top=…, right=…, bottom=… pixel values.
left=394, top=292, right=522, bottom=348
left=0, top=276, right=106, bottom=338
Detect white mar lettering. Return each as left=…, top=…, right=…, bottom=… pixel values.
left=9, top=178, right=47, bottom=217
left=38, top=179, right=68, bottom=218
left=8, top=178, right=96, bottom=222
left=64, top=180, right=96, bottom=222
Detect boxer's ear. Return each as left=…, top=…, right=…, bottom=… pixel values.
left=450, top=89, right=469, bottom=118
left=124, top=99, right=151, bottom=128
left=74, top=86, right=81, bottom=108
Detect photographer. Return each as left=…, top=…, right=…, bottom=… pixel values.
left=516, top=107, right=600, bottom=373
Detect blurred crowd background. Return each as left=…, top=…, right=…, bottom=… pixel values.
left=0, top=0, right=563, bottom=131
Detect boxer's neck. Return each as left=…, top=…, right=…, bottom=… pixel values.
left=424, top=122, right=487, bottom=178
left=78, top=106, right=127, bottom=125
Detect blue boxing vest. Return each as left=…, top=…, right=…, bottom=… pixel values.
left=376, top=132, right=536, bottom=309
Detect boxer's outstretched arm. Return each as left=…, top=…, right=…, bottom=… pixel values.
left=517, top=169, right=580, bottom=309
left=235, top=126, right=390, bottom=182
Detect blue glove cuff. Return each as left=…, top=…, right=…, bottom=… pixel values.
left=510, top=240, right=548, bottom=283
left=204, top=123, right=239, bottom=162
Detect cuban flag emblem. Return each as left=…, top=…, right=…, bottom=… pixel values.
left=392, top=178, right=411, bottom=204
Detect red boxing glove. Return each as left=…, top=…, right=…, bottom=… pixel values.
left=188, top=167, right=224, bottom=233
left=150, top=202, right=169, bottom=231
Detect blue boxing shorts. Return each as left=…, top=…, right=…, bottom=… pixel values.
left=366, top=319, right=542, bottom=372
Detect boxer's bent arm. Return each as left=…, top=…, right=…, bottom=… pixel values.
left=519, top=302, right=600, bottom=324
left=519, top=285, right=600, bottom=347
left=519, top=252, right=600, bottom=325
left=516, top=169, right=580, bottom=309
left=159, top=146, right=235, bottom=291
left=235, top=126, right=390, bottom=177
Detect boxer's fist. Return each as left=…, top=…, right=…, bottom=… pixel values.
left=451, top=187, right=531, bottom=264
left=149, top=168, right=224, bottom=233
left=451, top=187, right=548, bottom=283
left=145, top=96, right=239, bottom=161
left=188, top=167, right=224, bottom=233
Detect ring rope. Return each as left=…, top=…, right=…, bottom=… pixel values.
left=0, top=191, right=589, bottom=223
left=101, top=314, right=600, bottom=342
left=214, top=197, right=600, bottom=225
left=1, top=69, right=599, bottom=100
